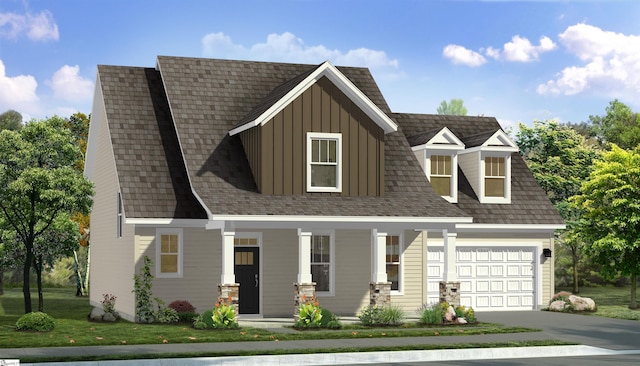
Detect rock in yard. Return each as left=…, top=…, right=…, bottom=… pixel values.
left=102, top=312, right=117, bottom=322
left=89, top=307, right=105, bottom=321
left=445, top=305, right=456, bottom=322
left=549, top=300, right=567, bottom=312
left=457, top=317, right=468, bottom=324
left=569, top=295, right=596, bottom=311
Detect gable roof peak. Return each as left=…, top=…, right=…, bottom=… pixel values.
left=228, top=60, right=397, bottom=136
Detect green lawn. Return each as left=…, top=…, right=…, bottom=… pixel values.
left=556, top=285, right=640, bottom=320
left=0, top=287, right=538, bottom=349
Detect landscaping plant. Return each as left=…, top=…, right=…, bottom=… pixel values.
left=211, top=297, right=238, bottom=329
left=295, top=295, right=323, bottom=328
left=15, top=311, right=55, bottom=332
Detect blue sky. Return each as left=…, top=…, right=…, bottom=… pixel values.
left=1, top=1, right=640, bottom=129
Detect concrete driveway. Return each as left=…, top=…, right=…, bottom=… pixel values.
left=479, top=310, right=640, bottom=350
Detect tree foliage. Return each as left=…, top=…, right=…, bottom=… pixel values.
left=515, top=120, right=598, bottom=293
left=570, top=145, right=640, bottom=308
left=0, top=110, right=23, bottom=131
left=589, top=99, right=640, bottom=150
left=437, top=99, right=468, bottom=116
left=0, top=116, right=94, bottom=313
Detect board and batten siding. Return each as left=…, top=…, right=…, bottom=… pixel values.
left=239, top=76, right=385, bottom=196
left=134, top=227, right=220, bottom=315
left=87, top=82, right=137, bottom=321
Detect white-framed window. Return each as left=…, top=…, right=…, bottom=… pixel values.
left=307, top=132, right=342, bottom=192
left=429, top=155, right=452, bottom=197
left=484, top=156, right=505, bottom=198
left=386, top=234, right=403, bottom=293
left=156, top=228, right=183, bottom=278
left=116, top=192, right=123, bottom=239
left=310, top=232, right=335, bottom=295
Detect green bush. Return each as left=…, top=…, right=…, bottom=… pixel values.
left=212, top=301, right=238, bottom=329
left=319, top=308, right=342, bottom=329
left=418, top=303, right=443, bottom=325
left=193, top=309, right=215, bottom=329
left=295, top=299, right=323, bottom=328
left=16, top=312, right=55, bottom=332
left=381, top=305, right=405, bottom=325
left=177, top=311, right=198, bottom=323
left=357, top=305, right=383, bottom=326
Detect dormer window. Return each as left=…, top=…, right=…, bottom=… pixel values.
left=430, top=155, right=452, bottom=196
left=484, top=156, right=505, bottom=197
left=307, top=132, right=342, bottom=192
left=409, top=127, right=464, bottom=203
left=458, top=129, right=518, bottom=204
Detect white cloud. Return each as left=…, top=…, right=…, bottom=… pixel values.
left=0, top=59, right=39, bottom=113
left=537, top=23, right=640, bottom=98
left=488, top=35, right=556, bottom=62
left=442, top=44, right=487, bottom=67
left=0, top=10, right=59, bottom=41
left=201, top=32, right=400, bottom=72
left=48, top=65, right=94, bottom=101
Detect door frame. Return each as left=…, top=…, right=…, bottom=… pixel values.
left=234, top=232, right=263, bottom=317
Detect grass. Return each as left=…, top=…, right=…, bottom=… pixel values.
left=556, top=285, right=640, bottom=320
left=0, top=287, right=579, bottom=362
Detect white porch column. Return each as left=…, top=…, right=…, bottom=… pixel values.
left=443, top=229, right=457, bottom=282
left=297, top=229, right=313, bottom=283
left=371, top=229, right=388, bottom=283
left=221, top=231, right=236, bottom=284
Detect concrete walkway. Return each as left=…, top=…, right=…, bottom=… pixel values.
left=1, top=312, right=639, bottom=365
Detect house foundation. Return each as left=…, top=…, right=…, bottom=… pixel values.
left=369, top=282, right=392, bottom=307
left=217, top=283, right=239, bottom=314
left=439, top=281, right=460, bottom=307
left=293, top=282, right=316, bottom=319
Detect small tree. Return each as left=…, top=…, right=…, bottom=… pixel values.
left=133, top=256, right=155, bottom=323
left=571, top=145, right=640, bottom=308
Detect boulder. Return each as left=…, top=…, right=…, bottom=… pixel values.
left=102, top=312, right=117, bottom=322
left=549, top=300, right=567, bottom=312
left=457, top=317, right=468, bottom=324
left=89, top=307, right=105, bottom=321
left=445, top=305, right=456, bottom=322
left=569, top=295, right=596, bottom=311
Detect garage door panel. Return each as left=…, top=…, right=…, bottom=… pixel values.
left=427, top=246, right=536, bottom=311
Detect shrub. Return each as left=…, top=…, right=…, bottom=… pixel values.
left=358, top=305, right=383, bottom=326
left=418, top=303, right=443, bottom=325
left=177, top=311, right=199, bottom=323
left=318, top=308, right=341, bottom=329
left=551, top=291, right=572, bottom=303
left=154, top=297, right=179, bottom=324
left=381, top=305, right=405, bottom=325
left=101, top=293, right=119, bottom=318
left=295, top=295, right=323, bottom=328
left=193, top=309, right=215, bottom=329
left=169, top=300, right=196, bottom=314
left=212, top=298, right=238, bottom=329
left=133, top=256, right=155, bottom=323
left=16, top=312, right=55, bottom=332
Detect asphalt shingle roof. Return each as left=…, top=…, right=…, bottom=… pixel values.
left=96, top=56, right=562, bottom=226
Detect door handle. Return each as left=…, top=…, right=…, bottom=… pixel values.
left=255, top=274, right=259, bottom=287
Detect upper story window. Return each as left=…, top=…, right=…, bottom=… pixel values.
left=429, top=155, right=453, bottom=197
left=307, top=132, right=342, bottom=192
left=116, top=192, right=123, bottom=239
left=484, top=156, right=505, bottom=197
left=156, top=228, right=183, bottom=278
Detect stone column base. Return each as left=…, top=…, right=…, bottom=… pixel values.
left=439, top=281, right=460, bottom=307
left=370, top=282, right=392, bottom=307
left=293, top=282, right=316, bottom=320
left=218, top=283, right=239, bottom=314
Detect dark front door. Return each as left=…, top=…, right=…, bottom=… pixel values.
left=234, top=246, right=259, bottom=314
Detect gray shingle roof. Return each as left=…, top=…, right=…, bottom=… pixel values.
left=98, top=65, right=207, bottom=219
left=96, top=56, right=562, bottom=226
left=393, top=113, right=564, bottom=225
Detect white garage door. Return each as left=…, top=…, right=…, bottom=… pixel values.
left=427, top=247, right=536, bottom=311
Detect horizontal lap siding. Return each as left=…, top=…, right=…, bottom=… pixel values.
left=242, top=76, right=384, bottom=196
left=391, top=231, right=424, bottom=313
left=262, top=229, right=298, bottom=317
left=542, top=235, right=553, bottom=305
left=88, top=88, right=136, bottom=321
left=135, top=227, right=220, bottom=315
left=320, top=230, right=370, bottom=315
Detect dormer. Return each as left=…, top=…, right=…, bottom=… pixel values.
left=409, top=127, right=465, bottom=203
left=229, top=61, right=397, bottom=196
left=458, top=129, right=519, bottom=204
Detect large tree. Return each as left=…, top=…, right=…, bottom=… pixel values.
left=571, top=145, right=640, bottom=308
left=515, top=120, right=598, bottom=293
left=437, top=99, right=468, bottom=116
left=0, top=116, right=93, bottom=313
left=589, top=99, right=640, bottom=150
